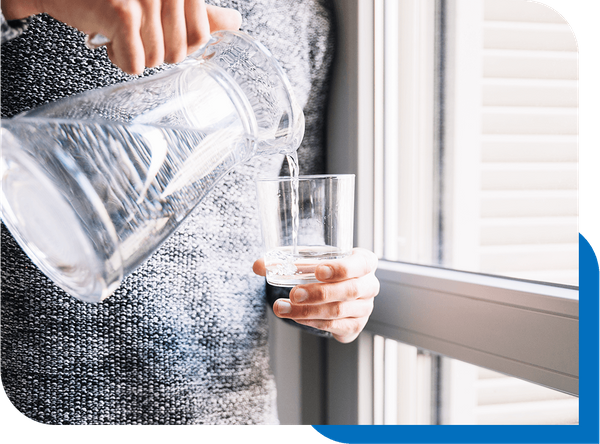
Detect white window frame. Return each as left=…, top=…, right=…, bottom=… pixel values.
left=324, top=0, right=579, bottom=425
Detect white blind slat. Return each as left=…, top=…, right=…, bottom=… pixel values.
left=483, top=78, right=577, bottom=107
left=480, top=216, right=578, bottom=245
left=484, top=21, right=576, bottom=52
left=481, top=190, right=577, bottom=218
left=484, top=0, right=569, bottom=23
left=483, top=49, right=577, bottom=79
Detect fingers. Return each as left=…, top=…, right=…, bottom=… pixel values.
left=274, top=297, right=374, bottom=320
left=24, top=0, right=241, bottom=74
left=106, top=2, right=146, bottom=75
left=273, top=273, right=379, bottom=341
left=184, top=0, right=211, bottom=55
left=140, top=0, right=165, bottom=67
left=315, top=248, right=379, bottom=283
left=274, top=266, right=379, bottom=319
left=271, top=251, right=381, bottom=343
left=296, top=317, right=369, bottom=344
left=103, top=0, right=241, bottom=73
left=161, top=0, right=187, bottom=64
left=251, top=252, right=378, bottom=283
left=290, top=272, right=380, bottom=304
left=274, top=297, right=373, bottom=344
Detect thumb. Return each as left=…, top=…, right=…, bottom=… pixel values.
left=253, top=258, right=266, bottom=276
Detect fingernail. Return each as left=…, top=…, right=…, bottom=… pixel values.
left=319, top=266, right=333, bottom=280
left=294, top=288, right=308, bottom=303
left=276, top=300, right=292, bottom=315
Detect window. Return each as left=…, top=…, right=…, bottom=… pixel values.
left=323, top=0, right=579, bottom=425
left=370, top=336, right=578, bottom=425
left=377, top=0, right=578, bottom=283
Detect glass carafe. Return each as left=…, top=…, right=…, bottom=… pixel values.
left=0, top=30, right=304, bottom=303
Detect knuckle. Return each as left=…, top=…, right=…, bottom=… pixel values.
left=311, top=284, right=329, bottom=303
left=319, top=284, right=332, bottom=303
left=350, top=319, right=362, bottom=335
left=115, top=57, right=141, bottom=75
left=348, top=279, right=360, bottom=299
left=299, top=304, right=312, bottom=319
left=339, top=263, right=351, bottom=280
left=372, top=252, right=380, bottom=269
left=333, top=302, right=344, bottom=319
left=145, top=50, right=163, bottom=68
left=322, top=320, right=335, bottom=331
left=356, top=248, right=378, bottom=274
left=360, top=253, right=371, bottom=275
left=187, top=28, right=204, bottom=48
left=372, top=274, right=381, bottom=296
left=110, top=0, right=136, bottom=22
left=364, top=299, right=375, bottom=316
left=165, top=47, right=186, bottom=64
left=108, top=1, right=143, bottom=40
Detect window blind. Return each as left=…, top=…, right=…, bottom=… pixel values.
left=479, top=0, right=578, bottom=286
left=472, top=0, right=579, bottom=425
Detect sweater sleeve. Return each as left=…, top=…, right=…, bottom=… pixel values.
left=1, top=11, right=30, bottom=44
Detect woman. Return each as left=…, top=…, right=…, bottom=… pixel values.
left=1, top=0, right=379, bottom=424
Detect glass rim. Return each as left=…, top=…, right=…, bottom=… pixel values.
left=256, top=174, right=355, bottom=182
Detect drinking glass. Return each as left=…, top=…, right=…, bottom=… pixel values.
left=256, top=174, right=355, bottom=286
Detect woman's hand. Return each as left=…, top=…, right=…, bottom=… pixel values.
left=253, top=248, right=380, bottom=344
left=1, top=0, right=242, bottom=74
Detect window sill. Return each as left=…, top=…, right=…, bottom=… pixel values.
left=369, top=260, right=579, bottom=395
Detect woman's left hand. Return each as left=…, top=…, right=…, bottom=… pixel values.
left=253, top=248, right=380, bottom=343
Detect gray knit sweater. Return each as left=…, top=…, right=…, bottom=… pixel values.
left=1, top=0, right=335, bottom=424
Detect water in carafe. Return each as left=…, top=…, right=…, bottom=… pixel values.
left=1, top=30, right=304, bottom=303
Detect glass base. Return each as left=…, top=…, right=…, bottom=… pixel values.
left=266, top=274, right=319, bottom=287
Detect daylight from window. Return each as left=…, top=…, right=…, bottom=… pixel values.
left=369, top=0, right=579, bottom=425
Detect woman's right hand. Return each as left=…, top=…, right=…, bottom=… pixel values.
left=1, top=0, right=242, bottom=74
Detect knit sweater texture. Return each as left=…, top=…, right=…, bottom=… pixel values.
left=1, top=0, right=335, bottom=424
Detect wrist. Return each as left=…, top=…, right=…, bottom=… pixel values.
left=1, top=1, right=36, bottom=43
left=1, top=0, right=42, bottom=20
